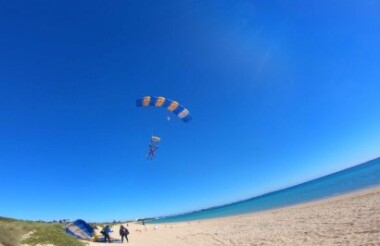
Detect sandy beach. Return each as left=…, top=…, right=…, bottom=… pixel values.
left=86, top=187, right=380, bottom=246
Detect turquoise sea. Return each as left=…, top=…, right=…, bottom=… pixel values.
left=150, top=158, right=380, bottom=223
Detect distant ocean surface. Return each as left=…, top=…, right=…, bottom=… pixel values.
left=150, top=158, right=380, bottom=224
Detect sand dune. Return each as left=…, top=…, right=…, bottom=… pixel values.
left=86, top=187, right=380, bottom=245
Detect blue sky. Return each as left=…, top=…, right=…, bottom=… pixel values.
left=1, top=0, right=379, bottom=222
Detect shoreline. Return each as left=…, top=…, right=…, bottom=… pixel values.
left=87, top=186, right=380, bottom=245
left=152, top=185, right=380, bottom=224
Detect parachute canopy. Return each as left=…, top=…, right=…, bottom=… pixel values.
left=136, top=96, right=192, bottom=123
left=65, top=219, right=94, bottom=240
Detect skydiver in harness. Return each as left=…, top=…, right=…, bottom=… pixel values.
left=146, top=136, right=160, bottom=160
left=147, top=143, right=159, bottom=160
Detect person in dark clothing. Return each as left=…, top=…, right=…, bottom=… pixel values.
left=119, top=225, right=129, bottom=243
left=101, top=225, right=112, bottom=243
left=147, top=143, right=158, bottom=160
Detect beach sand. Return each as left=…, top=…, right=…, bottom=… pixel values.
left=86, top=187, right=380, bottom=245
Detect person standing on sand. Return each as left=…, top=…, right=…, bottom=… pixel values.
left=101, top=225, right=112, bottom=243
left=119, top=225, right=129, bottom=243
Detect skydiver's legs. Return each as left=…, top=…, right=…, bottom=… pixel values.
left=147, top=149, right=155, bottom=159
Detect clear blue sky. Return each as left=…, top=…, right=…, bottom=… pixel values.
left=1, top=0, right=379, bottom=222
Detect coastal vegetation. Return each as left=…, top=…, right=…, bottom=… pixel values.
left=0, top=217, right=84, bottom=246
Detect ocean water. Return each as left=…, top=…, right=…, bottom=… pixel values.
left=150, top=158, right=380, bottom=223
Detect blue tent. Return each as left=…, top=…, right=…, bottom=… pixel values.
left=65, top=219, right=94, bottom=240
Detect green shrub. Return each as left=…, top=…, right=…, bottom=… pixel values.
left=0, top=220, right=85, bottom=246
